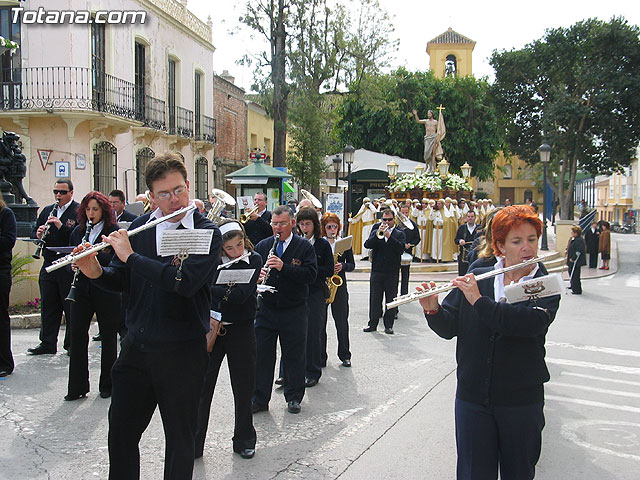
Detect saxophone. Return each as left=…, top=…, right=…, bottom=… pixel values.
left=325, top=252, right=343, bottom=304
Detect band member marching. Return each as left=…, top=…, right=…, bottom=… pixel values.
left=195, top=219, right=261, bottom=460
left=72, top=154, right=222, bottom=479
left=295, top=207, right=334, bottom=388
left=454, top=210, right=481, bottom=276
left=65, top=191, right=121, bottom=401
left=321, top=213, right=354, bottom=367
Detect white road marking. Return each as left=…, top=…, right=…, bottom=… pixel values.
left=548, top=382, right=640, bottom=399
left=546, top=358, right=640, bottom=375
left=546, top=341, right=640, bottom=358
left=561, top=420, right=640, bottom=462
left=560, top=372, right=640, bottom=387
left=546, top=395, right=640, bottom=414
left=625, top=276, right=640, bottom=288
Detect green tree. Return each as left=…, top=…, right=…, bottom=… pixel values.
left=490, top=17, right=640, bottom=219
left=336, top=69, right=502, bottom=180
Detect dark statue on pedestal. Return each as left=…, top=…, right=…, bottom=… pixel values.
left=0, top=130, right=39, bottom=236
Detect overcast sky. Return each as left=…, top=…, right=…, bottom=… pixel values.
left=186, top=0, right=640, bottom=91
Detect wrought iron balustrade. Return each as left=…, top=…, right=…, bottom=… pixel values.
left=168, top=105, right=193, bottom=138
left=195, top=115, right=216, bottom=143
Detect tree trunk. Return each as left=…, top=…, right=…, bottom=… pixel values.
left=272, top=0, right=288, bottom=167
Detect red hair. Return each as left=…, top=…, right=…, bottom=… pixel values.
left=77, top=191, right=116, bottom=230
left=491, top=205, right=542, bottom=255
left=321, top=212, right=341, bottom=237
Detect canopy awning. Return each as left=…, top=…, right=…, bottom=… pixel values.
left=229, top=177, right=268, bottom=185
left=226, top=161, right=293, bottom=180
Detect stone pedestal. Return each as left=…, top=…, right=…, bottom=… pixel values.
left=555, top=220, right=577, bottom=255
left=2, top=186, right=38, bottom=237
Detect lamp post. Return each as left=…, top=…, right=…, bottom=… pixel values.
left=332, top=154, right=341, bottom=191
left=343, top=144, right=355, bottom=236
left=539, top=143, right=551, bottom=251
left=386, top=160, right=399, bottom=181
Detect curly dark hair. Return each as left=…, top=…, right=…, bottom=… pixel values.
left=77, top=191, right=116, bottom=230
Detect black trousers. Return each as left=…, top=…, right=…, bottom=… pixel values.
left=326, top=283, right=351, bottom=362
left=195, top=321, right=256, bottom=456
left=368, top=270, right=399, bottom=329
left=587, top=251, right=598, bottom=268
left=254, top=302, right=307, bottom=405
left=38, top=267, right=73, bottom=350
left=455, top=398, right=545, bottom=480
left=0, top=271, right=13, bottom=374
left=306, top=287, right=327, bottom=381
left=67, top=288, right=119, bottom=396
left=108, top=337, right=208, bottom=480
left=569, top=263, right=582, bottom=294
left=400, top=265, right=411, bottom=296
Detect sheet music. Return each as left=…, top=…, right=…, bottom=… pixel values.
left=216, top=268, right=256, bottom=284
left=158, top=229, right=214, bottom=257
left=504, top=273, right=566, bottom=303
left=334, top=236, right=353, bottom=255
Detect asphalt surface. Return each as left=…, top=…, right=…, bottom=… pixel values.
left=1, top=233, right=638, bottom=479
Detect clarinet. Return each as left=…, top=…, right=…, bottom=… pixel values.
left=65, top=221, right=94, bottom=303
left=257, top=233, right=280, bottom=300
left=33, top=200, right=60, bottom=259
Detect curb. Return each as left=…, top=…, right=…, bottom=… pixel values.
left=10, top=313, right=41, bottom=329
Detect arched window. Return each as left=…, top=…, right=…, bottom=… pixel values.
left=503, top=164, right=512, bottom=179
left=93, top=141, right=117, bottom=194
left=136, top=147, right=155, bottom=194
left=445, top=54, right=457, bottom=77
left=195, top=157, right=208, bottom=200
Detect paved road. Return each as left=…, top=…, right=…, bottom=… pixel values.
left=1, top=233, right=638, bottom=479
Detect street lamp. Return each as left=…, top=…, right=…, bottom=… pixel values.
left=332, top=154, right=341, bottom=190
left=386, top=160, right=399, bottom=181
left=414, top=163, right=425, bottom=177
left=437, top=158, right=450, bottom=179
left=461, top=161, right=472, bottom=179
left=539, top=142, right=551, bottom=251
left=343, top=144, right=355, bottom=236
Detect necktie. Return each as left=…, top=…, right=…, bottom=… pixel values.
left=276, top=240, right=284, bottom=257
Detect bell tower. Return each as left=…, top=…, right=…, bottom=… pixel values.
left=426, top=28, right=475, bottom=78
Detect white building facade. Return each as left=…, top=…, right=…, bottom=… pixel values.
left=0, top=0, right=216, bottom=208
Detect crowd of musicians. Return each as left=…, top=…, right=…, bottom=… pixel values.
left=0, top=153, right=563, bottom=479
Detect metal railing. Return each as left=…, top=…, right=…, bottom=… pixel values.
left=168, top=105, right=193, bottom=138
left=195, top=114, right=216, bottom=143
left=0, top=66, right=166, bottom=131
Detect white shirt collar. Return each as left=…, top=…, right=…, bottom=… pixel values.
left=466, top=223, right=477, bottom=233
left=150, top=205, right=195, bottom=230
left=493, top=256, right=540, bottom=303
left=56, top=200, right=72, bottom=218
left=87, top=220, right=104, bottom=245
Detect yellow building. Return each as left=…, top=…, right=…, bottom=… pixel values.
left=595, top=161, right=637, bottom=225
left=246, top=101, right=274, bottom=163
left=475, top=153, right=542, bottom=207
left=427, top=28, right=475, bottom=78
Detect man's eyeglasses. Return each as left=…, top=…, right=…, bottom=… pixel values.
left=53, top=190, right=70, bottom=195
left=270, top=221, right=291, bottom=228
left=155, top=185, right=187, bottom=200
left=382, top=218, right=395, bottom=222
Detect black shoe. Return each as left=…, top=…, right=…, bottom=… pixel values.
left=64, top=393, right=87, bottom=401
left=304, top=377, right=318, bottom=388
left=251, top=402, right=268, bottom=414
left=235, top=448, right=255, bottom=459
left=92, top=333, right=102, bottom=342
left=384, top=327, right=394, bottom=335
left=341, top=359, right=351, bottom=367
left=287, top=400, right=301, bottom=414
left=0, top=369, right=12, bottom=377
left=99, top=391, right=111, bottom=399
left=274, top=377, right=285, bottom=386
left=363, top=326, right=376, bottom=332
left=27, top=344, right=56, bottom=355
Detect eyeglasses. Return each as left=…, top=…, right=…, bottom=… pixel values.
left=155, top=185, right=187, bottom=200
left=382, top=218, right=395, bottom=222
left=270, top=221, right=291, bottom=228
left=53, top=190, right=70, bottom=195
left=325, top=224, right=339, bottom=229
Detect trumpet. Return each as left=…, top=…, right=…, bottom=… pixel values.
left=376, top=223, right=388, bottom=239
left=33, top=200, right=59, bottom=259
left=386, top=256, right=544, bottom=309
left=66, top=221, right=93, bottom=303
left=240, top=206, right=259, bottom=223
left=45, top=204, right=196, bottom=273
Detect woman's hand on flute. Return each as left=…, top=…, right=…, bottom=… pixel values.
left=417, top=281, right=440, bottom=311
left=452, top=273, right=481, bottom=306
left=73, top=242, right=103, bottom=279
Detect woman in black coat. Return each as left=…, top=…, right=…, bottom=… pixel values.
left=567, top=225, right=586, bottom=294
left=418, top=205, right=561, bottom=480
left=195, top=219, right=261, bottom=460
left=0, top=198, right=17, bottom=377
left=65, top=191, right=120, bottom=401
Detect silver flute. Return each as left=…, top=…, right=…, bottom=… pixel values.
left=386, top=256, right=544, bottom=309
left=217, top=251, right=251, bottom=270
left=45, top=204, right=197, bottom=273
